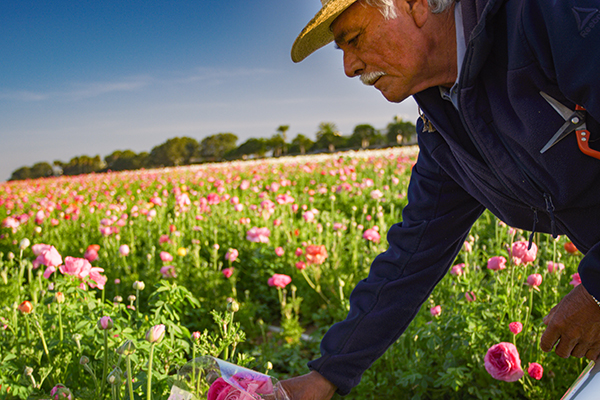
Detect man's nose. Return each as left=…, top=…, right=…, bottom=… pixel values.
left=343, top=51, right=365, bottom=78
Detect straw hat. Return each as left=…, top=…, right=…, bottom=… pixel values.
left=291, top=0, right=359, bottom=63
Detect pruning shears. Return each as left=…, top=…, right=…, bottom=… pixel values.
left=540, top=91, right=600, bottom=159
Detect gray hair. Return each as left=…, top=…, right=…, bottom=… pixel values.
left=364, top=0, right=454, bottom=16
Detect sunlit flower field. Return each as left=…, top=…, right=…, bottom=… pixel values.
left=0, top=147, right=587, bottom=399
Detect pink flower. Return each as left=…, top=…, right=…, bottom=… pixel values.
left=487, top=256, right=507, bottom=271
left=465, top=291, right=476, bottom=302
left=484, top=342, right=524, bottom=382
left=207, top=378, right=232, bottom=400
left=160, top=265, right=177, bottom=278
left=97, top=316, right=113, bottom=330
left=295, top=247, right=303, bottom=257
left=43, top=266, right=56, bottom=279
left=160, top=251, right=173, bottom=262
left=145, top=324, right=165, bottom=343
left=50, top=384, right=73, bottom=400
left=303, top=210, right=315, bottom=223
left=462, top=241, right=473, bottom=253
left=370, top=189, right=383, bottom=199
left=528, top=362, right=543, bottom=380
left=246, top=227, right=271, bottom=243
left=570, top=273, right=582, bottom=287
left=84, top=244, right=100, bottom=262
left=295, top=261, right=306, bottom=270
left=60, top=256, right=91, bottom=279
left=362, top=228, right=381, bottom=243
left=88, top=267, right=107, bottom=289
left=225, top=248, right=239, bottom=262
left=268, top=273, right=292, bottom=288
left=234, top=204, right=244, bottom=212
left=275, top=247, right=285, bottom=257
left=450, top=263, right=465, bottom=276
left=509, top=321, right=523, bottom=335
left=305, top=245, right=328, bottom=265
left=119, top=244, right=130, bottom=256
left=526, top=273, right=543, bottom=287
left=34, top=246, right=63, bottom=268
left=191, top=331, right=201, bottom=341
left=511, top=241, right=537, bottom=265
left=32, top=243, right=52, bottom=256
left=430, top=305, right=442, bottom=316
left=547, top=261, right=565, bottom=273
left=222, top=268, right=234, bottom=278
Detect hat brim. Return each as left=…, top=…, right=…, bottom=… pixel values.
left=291, top=0, right=358, bottom=63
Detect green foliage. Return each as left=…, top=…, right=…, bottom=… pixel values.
left=149, top=136, right=199, bottom=167
left=199, top=133, right=238, bottom=162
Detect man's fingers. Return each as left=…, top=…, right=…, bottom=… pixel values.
left=543, top=305, right=557, bottom=326
left=554, top=336, right=577, bottom=358
left=585, top=348, right=600, bottom=361
left=540, top=326, right=560, bottom=352
left=571, top=343, right=588, bottom=358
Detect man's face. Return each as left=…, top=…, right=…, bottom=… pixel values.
left=331, top=0, right=442, bottom=103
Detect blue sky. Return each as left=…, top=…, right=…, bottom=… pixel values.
left=0, top=0, right=418, bottom=181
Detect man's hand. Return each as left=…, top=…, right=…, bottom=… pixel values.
left=540, top=284, right=600, bottom=360
left=278, top=371, right=337, bottom=400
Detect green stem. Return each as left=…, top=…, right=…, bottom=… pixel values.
left=147, top=343, right=155, bottom=400
left=58, top=303, right=63, bottom=342
left=101, top=330, right=109, bottom=398
left=126, top=355, right=134, bottom=400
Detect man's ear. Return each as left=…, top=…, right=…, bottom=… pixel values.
left=404, top=0, right=430, bottom=27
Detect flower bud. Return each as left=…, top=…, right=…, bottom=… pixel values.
left=113, top=295, right=123, bottom=303
left=19, top=238, right=31, bottom=250
left=97, top=316, right=114, bottom=330
left=79, top=356, right=90, bottom=365
left=18, top=300, right=33, bottom=314
left=133, top=281, right=145, bottom=291
left=128, top=295, right=136, bottom=302
left=116, top=340, right=136, bottom=355
left=145, top=324, right=165, bottom=343
left=227, top=299, right=240, bottom=313
left=55, top=292, right=65, bottom=304
left=191, top=331, right=201, bottom=341
left=7, top=252, right=14, bottom=260
left=24, top=366, right=33, bottom=376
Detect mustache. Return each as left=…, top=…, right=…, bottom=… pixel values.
left=360, top=71, right=386, bottom=86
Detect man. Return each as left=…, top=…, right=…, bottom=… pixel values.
left=281, top=0, right=600, bottom=398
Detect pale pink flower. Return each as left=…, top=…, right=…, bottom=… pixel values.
left=370, top=189, right=384, bottom=199
left=146, top=324, right=165, bottom=343
left=268, top=274, right=292, bottom=288
left=484, top=342, right=524, bottom=382
left=511, top=241, right=537, bottom=265
left=547, top=261, right=565, bottom=273
left=462, top=241, right=473, bottom=253
left=246, top=227, right=271, bottom=243
left=97, top=316, right=113, bottom=330
left=32, top=243, right=52, bottom=256
left=430, top=305, right=442, bottom=316
left=234, top=204, right=244, bottom=212
left=487, top=256, right=507, bottom=271
left=160, top=265, right=177, bottom=278
left=88, top=267, right=107, bottom=289
left=509, top=321, right=523, bottom=335
left=275, top=247, right=285, bottom=257
left=570, top=273, right=582, bottom=287
left=303, top=210, right=315, bottom=223
left=160, top=251, right=173, bottom=262
left=451, top=263, right=465, bottom=276
left=225, top=248, right=239, bottom=262
left=526, top=273, right=543, bottom=287
left=119, top=244, right=130, bottom=256
left=34, top=246, right=63, bottom=268
left=43, top=266, right=56, bottom=279
left=465, top=291, right=476, bottom=302
left=60, top=256, right=91, bottom=279
left=362, top=228, right=381, bottom=242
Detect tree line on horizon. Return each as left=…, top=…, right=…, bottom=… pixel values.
left=9, top=117, right=416, bottom=181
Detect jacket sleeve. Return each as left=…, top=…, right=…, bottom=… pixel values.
left=307, top=133, right=486, bottom=395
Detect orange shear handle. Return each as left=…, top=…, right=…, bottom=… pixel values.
left=575, top=105, right=600, bottom=160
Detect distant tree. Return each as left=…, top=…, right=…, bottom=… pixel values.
left=289, top=134, right=314, bottom=154
left=61, top=155, right=105, bottom=176
left=105, top=150, right=147, bottom=171
left=267, top=134, right=286, bottom=157
left=314, top=122, right=345, bottom=152
left=9, top=166, right=32, bottom=181
left=199, top=133, right=238, bottom=162
left=149, top=137, right=199, bottom=167
left=276, top=125, right=290, bottom=155
left=386, top=116, right=417, bottom=145
left=30, top=162, right=54, bottom=178
left=348, top=124, right=384, bottom=149
left=228, top=138, right=268, bottom=159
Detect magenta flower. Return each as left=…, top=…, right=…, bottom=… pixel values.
left=268, top=274, right=292, bottom=288
left=430, top=305, right=442, bottom=316
left=295, top=261, right=306, bottom=270
left=363, top=228, right=381, bottom=243
left=484, top=342, right=524, bottom=382
left=450, top=263, right=465, bottom=276
left=225, top=248, right=239, bottom=262
left=146, top=324, right=165, bottom=343
left=526, top=273, right=542, bottom=288
left=97, top=316, right=114, bottom=330
left=275, top=247, right=285, bottom=257
left=509, top=321, right=523, bottom=335
left=487, top=256, right=507, bottom=271
left=50, top=384, right=73, bottom=400
left=160, top=251, right=173, bottom=262
left=510, top=241, right=537, bottom=265
left=570, top=273, right=582, bottom=287
left=465, top=291, right=476, bottom=302
left=528, top=362, right=543, bottom=380
left=222, top=268, right=234, bottom=278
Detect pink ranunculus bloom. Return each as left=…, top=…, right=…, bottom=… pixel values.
left=32, top=243, right=52, bottom=256
left=296, top=261, right=306, bottom=270
left=160, top=251, right=173, bottom=262
left=303, top=210, right=315, bottom=223
left=363, top=228, right=381, bottom=243
left=145, top=324, right=165, bottom=343
left=50, top=384, right=73, bottom=400
left=88, top=267, right=107, bottom=289
left=370, top=189, right=384, bottom=199
left=160, top=265, right=177, bottom=278
left=547, top=261, right=565, bottom=273
left=60, top=256, right=91, bottom=279
left=246, top=227, right=271, bottom=243
left=43, top=266, right=56, bottom=279
left=206, top=378, right=233, bottom=400
left=35, top=246, right=63, bottom=268
left=484, top=342, right=524, bottom=382
left=487, top=256, right=507, bottom=271
left=97, top=316, right=113, bottom=330
left=430, top=305, right=442, bottom=316
left=234, top=203, right=244, bottom=212
left=526, top=273, right=543, bottom=288
left=275, top=247, right=285, bottom=257
left=268, top=273, right=292, bottom=288
left=231, top=370, right=274, bottom=395
left=119, top=244, right=130, bottom=256
left=225, top=248, right=239, bottom=262
left=465, top=291, right=476, bottom=302
left=511, top=241, right=538, bottom=264
left=273, top=218, right=282, bottom=226
left=528, top=362, right=544, bottom=380
left=222, top=268, right=234, bottom=278
left=295, top=247, right=303, bottom=257
left=462, top=241, right=473, bottom=253
left=570, top=273, right=582, bottom=287
left=450, top=263, right=465, bottom=276
left=159, top=234, right=170, bottom=244
left=305, top=245, right=328, bottom=265
left=509, top=321, right=523, bottom=335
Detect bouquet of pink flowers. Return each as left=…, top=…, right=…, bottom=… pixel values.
left=169, top=356, right=289, bottom=400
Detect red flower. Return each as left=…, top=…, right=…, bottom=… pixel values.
left=305, top=245, right=328, bottom=265
left=18, top=300, right=33, bottom=314
left=564, top=241, right=579, bottom=254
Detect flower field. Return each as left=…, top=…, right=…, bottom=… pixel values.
left=0, top=147, right=588, bottom=399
